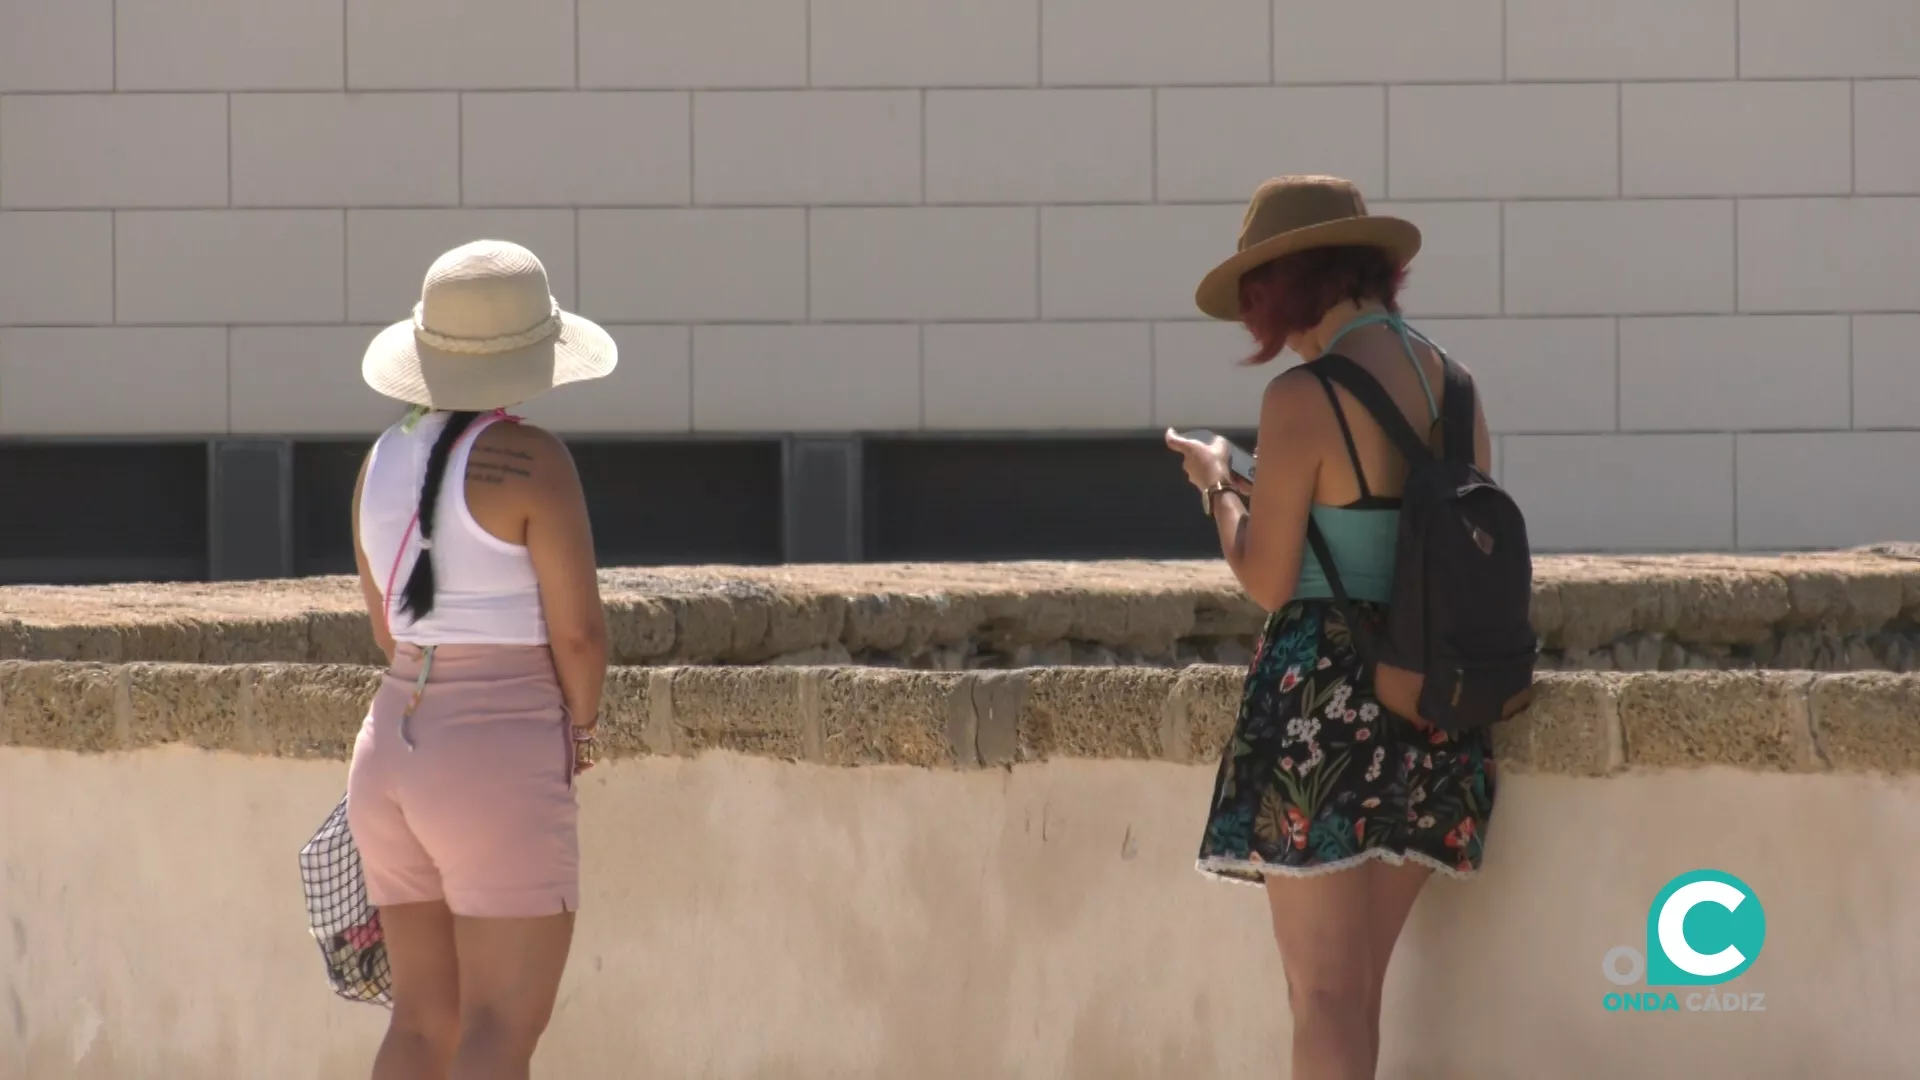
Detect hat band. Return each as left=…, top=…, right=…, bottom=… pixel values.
left=413, top=298, right=562, bottom=355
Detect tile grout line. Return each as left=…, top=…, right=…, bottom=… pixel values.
left=1613, top=316, right=1621, bottom=430
left=1496, top=201, right=1505, bottom=315
left=1382, top=88, right=1391, bottom=198
left=1730, top=431, right=1740, bottom=549
left=1848, top=80, right=1856, bottom=195
left=1148, top=88, right=1158, bottom=203
left=1734, top=1, right=1742, bottom=80
left=1500, top=0, right=1507, bottom=82
left=1033, top=206, right=1043, bottom=323
left=1847, top=315, right=1855, bottom=429
left=1036, top=0, right=1044, bottom=86
left=1731, top=199, right=1740, bottom=312
left=1614, top=82, right=1623, bottom=196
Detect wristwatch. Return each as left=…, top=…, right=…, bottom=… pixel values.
left=1202, top=481, right=1241, bottom=518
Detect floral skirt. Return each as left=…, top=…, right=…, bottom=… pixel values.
left=1196, top=599, right=1496, bottom=885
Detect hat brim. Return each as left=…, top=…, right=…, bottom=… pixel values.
left=361, top=309, right=618, bottom=411
left=1193, top=216, right=1422, bottom=321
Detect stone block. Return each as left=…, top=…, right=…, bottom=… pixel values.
left=923, top=323, right=1152, bottom=432
left=1739, top=198, right=1920, bottom=314
left=1505, top=200, right=1734, bottom=316
left=124, top=663, right=247, bottom=750
left=245, top=665, right=381, bottom=759
left=696, top=91, right=919, bottom=206
left=810, top=208, right=1037, bottom=322
left=1389, top=84, right=1617, bottom=200
left=598, top=600, right=677, bottom=666
left=0, top=212, right=114, bottom=325
left=596, top=666, right=658, bottom=759
left=117, top=211, right=345, bottom=325
left=693, top=325, right=921, bottom=434
left=0, top=328, right=227, bottom=437
left=669, top=667, right=805, bottom=759
left=1017, top=667, right=1176, bottom=761
left=0, top=94, right=227, bottom=209
left=1492, top=673, right=1619, bottom=777
left=0, top=661, right=120, bottom=751
left=1810, top=673, right=1920, bottom=774
left=1618, top=671, right=1817, bottom=772
left=1167, top=664, right=1242, bottom=765
left=817, top=668, right=964, bottom=768
left=926, top=89, right=1150, bottom=204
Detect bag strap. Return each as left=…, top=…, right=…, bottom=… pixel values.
left=1438, top=354, right=1478, bottom=464
left=1310, top=354, right=1434, bottom=466
left=1305, top=519, right=1380, bottom=673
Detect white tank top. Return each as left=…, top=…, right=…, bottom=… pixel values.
left=358, top=411, right=549, bottom=647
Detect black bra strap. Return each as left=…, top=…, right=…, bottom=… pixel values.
left=1309, top=369, right=1373, bottom=501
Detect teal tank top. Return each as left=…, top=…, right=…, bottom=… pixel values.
left=1290, top=312, right=1442, bottom=606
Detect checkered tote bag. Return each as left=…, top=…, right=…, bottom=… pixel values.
left=299, top=794, right=392, bottom=1007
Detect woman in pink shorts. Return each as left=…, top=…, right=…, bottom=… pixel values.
left=346, top=239, right=615, bottom=1079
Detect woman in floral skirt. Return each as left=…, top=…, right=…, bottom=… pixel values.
left=1165, top=176, right=1497, bottom=1080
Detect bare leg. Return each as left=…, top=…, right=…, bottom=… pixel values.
left=448, top=914, right=575, bottom=1080
left=1360, top=861, right=1432, bottom=1069
left=1266, top=868, right=1377, bottom=1080
left=371, top=901, right=461, bottom=1080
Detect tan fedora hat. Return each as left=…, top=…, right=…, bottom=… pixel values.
left=1193, top=175, right=1421, bottom=321
left=362, top=239, right=617, bottom=411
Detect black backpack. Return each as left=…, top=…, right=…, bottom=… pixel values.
left=1304, top=352, right=1538, bottom=734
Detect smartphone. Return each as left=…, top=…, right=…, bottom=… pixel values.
left=1176, top=429, right=1256, bottom=482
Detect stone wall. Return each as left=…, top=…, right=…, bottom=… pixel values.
left=6, top=659, right=1918, bottom=777
left=6, top=552, right=1920, bottom=671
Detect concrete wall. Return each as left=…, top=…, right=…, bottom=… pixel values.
left=2, top=3, right=1920, bottom=549
left=7, top=754, right=1919, bottom=1080
left=7, top=657, right=1920, bottom=1077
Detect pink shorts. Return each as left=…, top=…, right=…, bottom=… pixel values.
left=347, top=644, right=579, bottom=918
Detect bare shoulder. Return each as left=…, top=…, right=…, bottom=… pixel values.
left=1260, top=364, right=1333, bottom=430
left=466, top=420, right=578, bottom=491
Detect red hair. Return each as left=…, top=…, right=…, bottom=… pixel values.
left=1236, top=246, right=1407, bottom=366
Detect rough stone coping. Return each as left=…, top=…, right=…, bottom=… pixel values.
left=4, top=552, right=1920, bottom=666
left=3, top=661, right=1915, bottom=776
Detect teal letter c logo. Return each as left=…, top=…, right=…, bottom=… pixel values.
left=1645, top=870, right=1766, bottom=987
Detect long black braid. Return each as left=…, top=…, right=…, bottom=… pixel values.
left=396, top=410, right=482, bottom=620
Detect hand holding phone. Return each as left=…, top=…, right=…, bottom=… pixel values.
left=1174, top=428, right=1256, bottom=483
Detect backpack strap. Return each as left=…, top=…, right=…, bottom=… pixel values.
left=1310, top=354, right=1434, bottom=466
left=1305, top=519, right=1379, bottom=673
left=1438, top=355, right=1478, bottom=464
left=1307, top=370, right=1373, bottom=502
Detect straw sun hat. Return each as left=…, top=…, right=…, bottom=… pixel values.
left=362, top=239, right=617, bottom=410
left=1193, top=175, right=1422, bottom=321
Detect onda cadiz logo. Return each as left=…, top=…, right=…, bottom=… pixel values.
left=1600, top=869, right=1768, bottom=1014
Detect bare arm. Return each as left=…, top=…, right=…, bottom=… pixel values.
left=351, top=452, right=396, bottom=665
left=1214, top=370, right=1326, bottom=611
left=516, top=427, right=608, bottom=729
